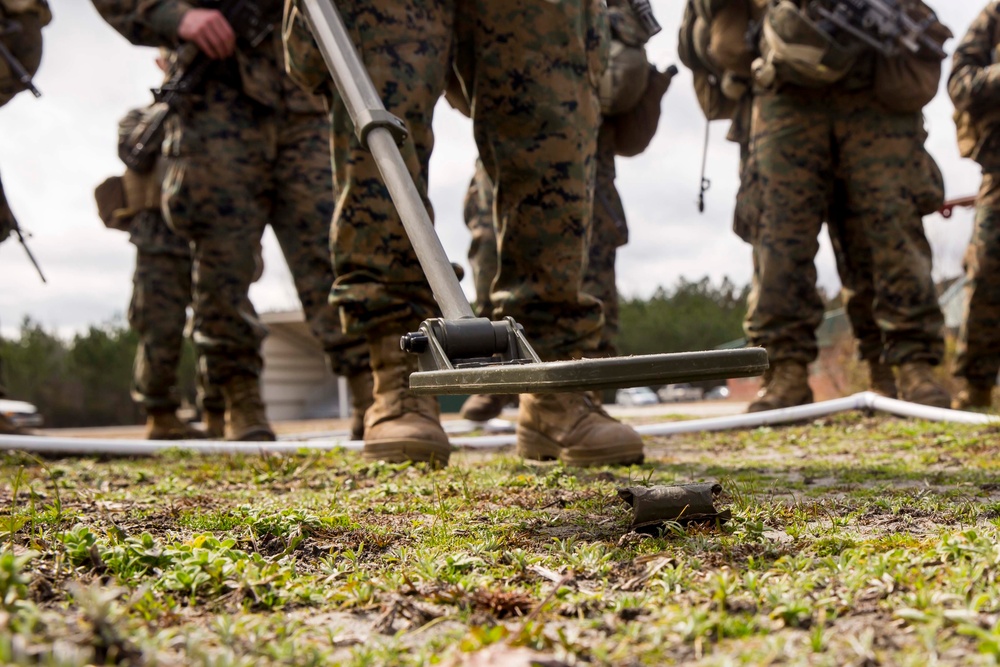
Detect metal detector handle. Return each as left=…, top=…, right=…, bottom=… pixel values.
left=300, top=0, right=475, bottom=322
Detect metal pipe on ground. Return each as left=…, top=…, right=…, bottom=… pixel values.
left=0, top=393, right=995, bottom=456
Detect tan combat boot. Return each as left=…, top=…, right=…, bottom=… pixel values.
left=747, top=360, right=813, bottom=413
left=897, top=362, right=950, bottom=409
left=867, top=360, right=898, bottom=398
left=363, top=334, right=450, bottom=467
left=517, top=392, right=644, bottom=467
left=459, top=394, right=511, bottom=422
left=347, top=370, right=374, bottom=441
left=951, top=380, right=994, bottom=411
left=146, top=410, right=207, bottom=440
left=222, top=375, right=275, bottom=441
left=203, top=410, right=226, bottom=439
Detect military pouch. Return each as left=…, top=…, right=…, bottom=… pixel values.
left=613, top=65, right=677, bottom=157
left=118, top=103, right=169, bottom=174
left=95, top=168, right=162, bottom=232
left=872, top=3, right=951, bottom=114
left=679, top=2, right=737, bottom=120
left=600, top=3, right=652, bottom=116
left=94, top=176, right=131, bottom=231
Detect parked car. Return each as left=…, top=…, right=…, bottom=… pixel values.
left=615, top=387, right=659, bottom=407
left=704, top=385, right=731, bottom=400
left=657, top=383, right=704, bottom=403
left=0, top=399, right=43, bottom=428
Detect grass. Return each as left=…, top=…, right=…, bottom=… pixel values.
left=3, top=413, right=1000, bottom=665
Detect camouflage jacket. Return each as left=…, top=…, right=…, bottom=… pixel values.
left=90, top=0, right=323, bottom=112
left=949, top=1, right=1000, bottom=168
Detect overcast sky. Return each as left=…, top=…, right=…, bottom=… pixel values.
left=0, top=0, right=984, bottom=338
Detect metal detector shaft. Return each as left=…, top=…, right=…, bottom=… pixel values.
left=301, top=0, right=474, bottom=321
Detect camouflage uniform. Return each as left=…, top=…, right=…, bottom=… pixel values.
left=284, top=0, right=644, bottom=468
left=284, top=0, right=607, bottom=360
left=127, top=208, right=224, bottom=416
left=949, top=2, right=1000, bottom=392
left=91, top=1, right=368, bottom=389
left=465, top=123, right=626, bottom=357
left=745, top=57, right=945, bottom=371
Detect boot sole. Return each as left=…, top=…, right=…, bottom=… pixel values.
left=363, top=438, right=452, bottom=468
left=516, top=426, right=644, bottom=467
left=227, top=427, right=276, bottom=442
left=746, top=393, right=814, bottom=414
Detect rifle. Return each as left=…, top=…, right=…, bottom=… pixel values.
left=0, top=19, right=41, bottom=98
left=123, top=0, right=280, bottom=171
left=10, top=221, right=45, bottom=283
left=809, top=0, right=947, bottom=59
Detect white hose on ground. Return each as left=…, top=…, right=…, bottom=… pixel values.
left=0, top=392, right=995, bottom=456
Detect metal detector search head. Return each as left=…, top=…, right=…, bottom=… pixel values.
left=300, top=0, right=769, bottom=396
left=402, top=317, right=768, bottom=395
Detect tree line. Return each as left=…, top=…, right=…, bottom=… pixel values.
left=0, top=276, right=750, bottom=427
left=0, top=318, right=197, bottom=428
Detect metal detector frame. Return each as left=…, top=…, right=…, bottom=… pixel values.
left=299, top=0, right=768, bottom=394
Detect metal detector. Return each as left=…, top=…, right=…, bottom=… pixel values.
left=299, top=0, right=768, bottom=395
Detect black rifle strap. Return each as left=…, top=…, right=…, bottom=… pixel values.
left=698, top=119, right=711, bottom=213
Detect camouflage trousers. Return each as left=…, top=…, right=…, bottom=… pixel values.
left=954, top=171, right=1000, bottom=385
left=744, top=88, right=944, bottom=366
left=128, top=211, right=225, bottom=414
left=162, top=82, right=366, bottom=385
left=465, top=121, right=625, bottom=356
left=827, top=180, right=882, bottom=363
left=324, top=0, right=606, bottom=360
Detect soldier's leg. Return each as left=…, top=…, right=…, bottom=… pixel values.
left=461, top=0, right=605, bottom=361
left=464, top=159, right=498, bottom=318
left=585, top=123, right=628, bottom=358
left=162, top=84, right=273, bottom=440
left=835, top=98, right=947, bottom=407
left=827, top=181, right=896, bottom=397
left=128, top=234, right=205, bottom=440
left=459, top=0, right=641, bottom=466
left=744, top=93, right=831, bottom=412
left=327, top=0, right=453, bottom=466
left=272, top=111, right=372, bottom=438
left=458, top=159, right=516, bottom=422
left=954, top=171, right=1000, bottom=409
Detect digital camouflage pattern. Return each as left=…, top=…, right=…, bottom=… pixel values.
left=949, top=1, right=1000, bottom=171
left=465, top=124, right=626, bottom=356
left=284, top=0, right=607, bottom=360
left=93, top=2, right=367, bottom=385
left=127, top=210, right=226, bottom=414
left=744, top=86, right=945, bottom=367
left=954, top=173, right=1000, bottom=385
left=951, top=5, right=1000, bottom=385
